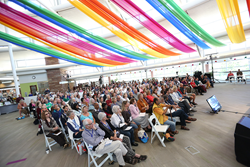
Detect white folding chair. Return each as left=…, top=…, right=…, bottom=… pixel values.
left=229, top=76, right=235, bottom=84
left=148, top=113, right=170, bottom=147
left=83, top=139, right=113, bottom=167
left=70, top=137, right=83, bottom=154
left=41, top=125, right=57, bottom=151
left=59, top=118, right=69, bottom=142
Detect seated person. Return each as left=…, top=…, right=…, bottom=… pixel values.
left=60, top=106, right=69, bottom=133
left=88, top=98, right=95, bottom=111
left=82, top=119, right=138, bottom=166
left=102, top=103, right=112, bottom=118
left=204, top=75, right=213, bottom=88
left=67, top=110, right=84, bottom=139
left=92, top=102, right=104, bottom=123
left=121, top=101, right=137, bottom=127
left=153, top=97, right=178, bottom=137
left=116, top=95, right=123, bottom=108
left=129, top=99, right=151, bottom=131
left=111, top=105, right=138, bottom=146
left=71, top=99, right=81, bottom=111
left=105, top=95, right=112, bottom=107
left=80, top=106, right=95, bottom=123
left=200, top=75, right=210, bottom=89
left=227, top=71, right=234, bottom=82
left=41, top=110, right=69, bottom=149
left=179, top=83, right=197, bottom=105
left=111, top=97, right=120, bottom=110
left=52, top=104, right=63, bottom=126
left=98, top=112, right=147, bottom=162
left=143, top=92, right=153, bottom=107
left=191, top=78, right=204, bottom=95
left=81, top=98, right=89, bottom=108
left=17, top=100, right=29, bottom=119
left=163, top=96, right=196, bottom=131
left=237, top=69, right=243, bottom=82
left=28, top=92, right=33, bottom=97
left=29, top=99, right=37, bottom=118
left=137, top=94, right=150, bottom=113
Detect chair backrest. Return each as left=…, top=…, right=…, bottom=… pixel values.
left=59, top=118, right=65, bottom=131
left=148, top=113, right=161, bottom=126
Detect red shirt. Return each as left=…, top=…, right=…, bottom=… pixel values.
left=106, top=99, right=112, bottom=106
left=228, top=73, right=234, bottom=77
left=190, top=82, right=197, bottom=88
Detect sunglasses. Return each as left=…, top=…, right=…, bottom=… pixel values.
left=45, top=113, right=50, bottom=115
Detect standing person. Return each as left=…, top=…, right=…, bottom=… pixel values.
left=99, top=75, right=103, bottom=86
left=41, top=111, right=68, bottom=149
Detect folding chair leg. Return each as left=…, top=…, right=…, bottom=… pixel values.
left=156, top=133, right=166, bottom=147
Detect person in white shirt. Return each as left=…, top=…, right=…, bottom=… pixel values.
left=111, top=106, right=138, bottom=146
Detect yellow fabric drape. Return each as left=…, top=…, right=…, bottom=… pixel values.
left=0, top=21, right=115, bottom=67
left=216, top=0, right=246, bottom=43
left=68, top=0, right=170, bottom=58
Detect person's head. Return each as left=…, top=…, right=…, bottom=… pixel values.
left=159, top=97, right=164, bottom=103
left=130, top=98, right=136, bottom=105
left=146, top=90, right=151, bottom=95
left=123, top=93, right=128, bottom=99
left=195, top=77, right=199, bottom=81
left=106, top=94, right=110, bottom=100
left=111, top=97, right=117, bottom=104
left=134, top=89, right=138, bottom=94
left=30, top=99, right=34, bottom=103
left=172, top=86, right=177, bottom=92
left=112, top=105, right=121, bottom=114
left=153, top=97, right=159, bottom=105
left=63, top=105, right=69, bottom=112
left=238, top=69, right=240, bottom=72
left=163, top=95, right=168, bottom=102
left=180, top=83, right=183, bottom=88
left=94, top=102, right=99, bottom=110
left=67, top=110, right=75, bottom=119
left=41, top=110, right=51, bottom=120
left=54, top=104, right=59, bottom=111
left=98, top=112, right=107, bottom=122
left=82, top=106, right=89, bottom=113
left=121, top=101, right=129, bottom=111
left=169, top=88, right=173, bottom=94
left=117, top=95, right=121, bottom=102
left=229, top=71, right=232, bottom=73
left=102, top=103, right=108, bottom=110
left=138, top=93, right=143, bottom=100
left=83, top=119, right=93, bottom=130
left=18, top=94, right=22, bottom=97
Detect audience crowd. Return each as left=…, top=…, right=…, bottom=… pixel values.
left=18, top=74, right=214, bottom=166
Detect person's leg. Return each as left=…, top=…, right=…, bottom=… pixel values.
left=122, top=136, right=132, bottom=149
left=19, top=109, right=22, bottom=117
left=163, top=118, right=176, bottom=132
left=47, top=133, right=65, bottom=146
left=192, top=94, right=196, bottom=103
left=120, top=130, right=132, bottom=143
left=129, top=128, right=135, bottom=144
left=130, top=122, right=138, bottom=129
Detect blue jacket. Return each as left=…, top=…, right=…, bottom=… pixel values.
left=52, top=109, right=63, bottom=126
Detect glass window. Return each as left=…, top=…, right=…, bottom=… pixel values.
left=16, top=60, right=26, bottom=68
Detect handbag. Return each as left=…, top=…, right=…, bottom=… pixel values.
left=138, top=129, right=149, bottom=143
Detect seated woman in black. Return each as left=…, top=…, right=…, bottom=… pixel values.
left=98, top=112, right=147, bottom=162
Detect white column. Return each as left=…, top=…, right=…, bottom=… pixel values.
left=5, top=26, right=20, bottom=96
left=201, top=62, right=205, bottom=74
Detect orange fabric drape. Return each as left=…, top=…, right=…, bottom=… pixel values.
left=79, top=0, right=179, bottom=56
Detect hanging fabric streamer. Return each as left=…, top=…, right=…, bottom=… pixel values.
left=0, top=21, right=114, bottom=67
left=68, top=0, right=171, bottom=58
left=0, top=2, right=130, bottom=65
left=110, top=0, right=195, bottom=53
left=12, top=0, right=153, bottom=60
left=0, top=31, right=101, bottom=67
left=216, top=0, right=246, bottom=43
left=157, top=0, right=225, bottom=47
left=146, top=0, right=210, bottom=49
left=78, top=0, right=179, bottom=56
left=247, top=0, right=250, bottom=17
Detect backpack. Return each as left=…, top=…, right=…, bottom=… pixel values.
left=138, top=129, right=149, bottom=143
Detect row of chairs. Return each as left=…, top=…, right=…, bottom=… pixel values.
left=41, top=113, right=171, bottom=166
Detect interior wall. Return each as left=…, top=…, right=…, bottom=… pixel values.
left=20, top=82, right=38, bottom=97
left=18, top=73, right=48, bottom=84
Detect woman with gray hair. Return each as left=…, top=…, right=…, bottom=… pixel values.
left=110, top=105, right=138, bottom=146
left=98, top=112, right=147, bottom=162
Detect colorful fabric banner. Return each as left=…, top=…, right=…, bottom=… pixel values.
left=0, top=31, right=101, bottom=67
left=110, top=0, right=195, bottom=53
left=158, top=0, right=225, bottom=47
left=0, top=21, right=114, bottom=67
left=247, top=0, right=250, bottom=17
left=216, top=0, right=246, bottom=43
left=0, top=2, right=129, bottom=65
left=146, top=0, right=210, bottom=49
left=78, top=0, right=179, bottom=56
left=13, top=0, right=154, bottom=60
left=68, top=0, right=171, bottom=58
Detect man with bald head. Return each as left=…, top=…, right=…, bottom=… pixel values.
left=82, top=119, right=133, bottom=166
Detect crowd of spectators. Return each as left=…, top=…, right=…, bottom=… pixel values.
left=17, top=74, right=214, bottom=166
